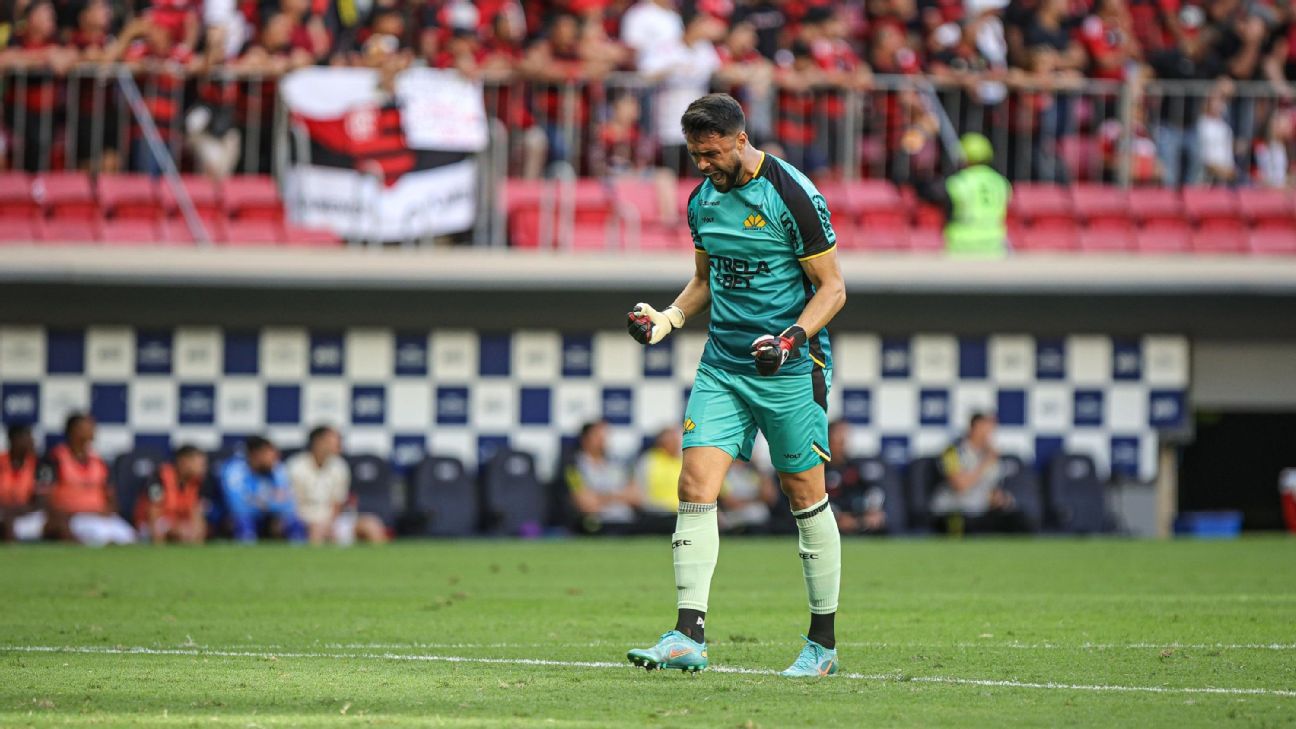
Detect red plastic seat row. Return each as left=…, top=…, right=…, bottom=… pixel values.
left=0, top=217, right=341, bottom=247
left=0, top=171, right=285, bottom=223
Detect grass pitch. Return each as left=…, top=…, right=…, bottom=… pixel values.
left=2, top=537, right=1294, bottom=728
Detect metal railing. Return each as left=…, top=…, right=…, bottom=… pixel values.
left=2, top=63, right=284, bottom=176
left=4, top=63, right=1293, bottom=247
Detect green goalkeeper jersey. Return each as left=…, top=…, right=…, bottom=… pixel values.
left=687, top=152, right=837, bottom=377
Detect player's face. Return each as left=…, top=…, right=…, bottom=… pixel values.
left=179, top=452, right=208, bottom=481
left=687, top=131, right=747, bottom=192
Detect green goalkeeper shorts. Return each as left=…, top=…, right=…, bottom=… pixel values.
left=682, top=361, right=832, bottom=474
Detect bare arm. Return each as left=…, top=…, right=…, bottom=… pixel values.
left=794, top=249, right=846, bottom=337
left=669, top=250, right=712, bottom=322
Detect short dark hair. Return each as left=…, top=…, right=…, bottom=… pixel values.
left=64, top=412, right=91, bottom=438
left=307, top=425, right=335, bottom=448
left=681, top=93, right=746, bottom=139
left=6, top=422, right=31, bottom=444
left=578, top=420, right=606, bottom=441
left=969, top=412, right=996, bottom=429
left=174, top=444, right=203, bottom=461
left=244, top=435, right=274, bottom=454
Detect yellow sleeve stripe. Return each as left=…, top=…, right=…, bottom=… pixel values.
left=809, top=353, right=826, bottom=369
left=797, top=244, right=837, bottom=262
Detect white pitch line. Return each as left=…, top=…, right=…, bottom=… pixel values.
left=210, top=640, right=1296, bottom=652
left=3, top=645, right=1293, bottom=699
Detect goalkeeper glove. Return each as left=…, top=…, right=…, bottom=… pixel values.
left=627, top=303, right=685, bottom=345
left=751, top=325, right=808, bottom=376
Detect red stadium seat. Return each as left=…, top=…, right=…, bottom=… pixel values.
left=1128, top=188, right=1183, bottom=227
left=284, top=225, right=343, bottom=247
left=42, top=216, right=101, bottom=243
left=908, top=228, right=945, bottom=252
left=847, top=180, right=908, bottom=233
left=222, top=219, right=284, bottom=246
left=1189, top=221, right=1248, bottom=254
left=913, top=202, right=944, bottom=230
left=160, top=175, right=224, bottom=222
left=98, top=175, right=161, bottom=220
left=1078, top=226, right=1135, bottom=252
left=38, top=172, right=98, bottom=219
left=161, top=217, right=224, bottom=244
left=1015, top=221, right=1078, bottom=252
left=1248, top=228, right=1296, bottom=255
left=0, top=217, right=42, bottom=243
left=1071, top=185, right=1129, bottom=228
left=1010, top=183, right=1074, bottom=226
left=1058, top=135, right=1103, bottom=181
left=0, top=172, right=39, bottom=220
left=101, top=219, right=163, bottom=244
left=1134, top=224, right=1190, bottom=253
left=1238, top=189, right=1295, bottom=229
left=505, top=178, right=552, bottom=248
left=224, top=175, right=283, bottom=221
left=1181, top=187, right=1240, bottom=226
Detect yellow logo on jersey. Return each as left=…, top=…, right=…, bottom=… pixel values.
left=743, top=213, right=766, bottom=229
left=683, top=418, right=697, bottom=433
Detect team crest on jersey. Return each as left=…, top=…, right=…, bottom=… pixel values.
left=683, top=418, right=697, bottom=433
left=743, top=213, right=766, bottom=229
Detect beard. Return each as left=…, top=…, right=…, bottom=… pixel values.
left=706, top=159, right=743, bottom=192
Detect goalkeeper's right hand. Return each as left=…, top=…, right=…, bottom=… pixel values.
left=627, top=303, right=685, bottom=345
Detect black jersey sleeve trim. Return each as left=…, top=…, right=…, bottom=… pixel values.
left=685, top=181, right=705, bottom=251
left=759, top=157, right=836, bottom=258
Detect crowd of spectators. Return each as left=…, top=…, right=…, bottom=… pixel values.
left=3, top=0, right=1296, bottom=185
left=0, top=416, right=390, bottom=546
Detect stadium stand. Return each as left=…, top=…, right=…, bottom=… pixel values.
left=1046, top=454, right=1113, bottom=535
left=406, top=456, right=479, bottom=538
left=480, top=447, right=546, bottom=536
left=346, top=454, right=398, bottom=529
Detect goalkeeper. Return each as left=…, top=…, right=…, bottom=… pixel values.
left=625, top=94, right=847, bottom=678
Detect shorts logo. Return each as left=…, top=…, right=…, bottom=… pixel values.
left=672, top=539, right=692, bottom=548
left=784, top=453, right=801, bottom=461
left=799, top=552, right=819, bottom=560
left=743, top=213, right=766, bottom=229
left=683, top=418, right=697, bottom=433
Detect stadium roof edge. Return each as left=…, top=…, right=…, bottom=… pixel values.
left=1, top=247, right=1295, bottom=296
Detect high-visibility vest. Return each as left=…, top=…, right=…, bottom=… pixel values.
left=47, top=444, right=110, bottom=514
left=944, top=164, right=1011, bottom=256
left=0, top=453, right=36, bottom=508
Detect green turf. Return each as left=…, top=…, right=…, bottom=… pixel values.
left=3, top=538, right=1294, bottom=728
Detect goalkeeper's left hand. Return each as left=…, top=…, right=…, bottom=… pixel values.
left=751, top=326, right=808, bottom=376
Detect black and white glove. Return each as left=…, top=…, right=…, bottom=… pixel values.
left=751, top=325, right=808, bottom=376
left=627, top=303, right=685, bottom=345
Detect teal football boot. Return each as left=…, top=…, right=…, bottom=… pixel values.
left=780, top=636, right=838, bottom=677
left=627, top=630, right=708, bottom=673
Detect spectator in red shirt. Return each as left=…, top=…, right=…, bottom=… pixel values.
left=594, top=90, right=652, bottom=176
left=39, top=413, right=137, bottom=546
left=519, top=12, right=619, bottom=172
left=68, top=0, right=126, bottom=172
left=135, top=445, right=208, bottom=544
left=0, top=0, right=77, bottom=171
left=1, top=423, right=46, bottom=542
left=117, top=13, right=200, bottom=174
left=1079, top=0, right=1141, bottom=80
left=714, top=20, right=777, bottom=142
left=235, top=12, right=314, bottom=72
left=279, top=0, right=334, bottom=62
